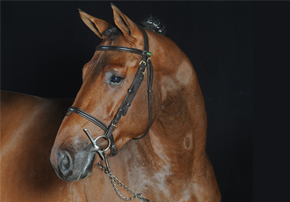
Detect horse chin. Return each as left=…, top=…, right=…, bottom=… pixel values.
left=84, top=170, right=93, bottom=178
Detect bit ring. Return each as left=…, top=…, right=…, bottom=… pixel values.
left=84, top=128, right=111, bottom=152
left=94, top=135, right=111, bottom=152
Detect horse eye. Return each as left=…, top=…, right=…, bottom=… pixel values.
left=110, top=75, right=124, bottom=85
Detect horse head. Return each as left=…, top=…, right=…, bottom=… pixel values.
left=50, top=4, right=204, bottom=184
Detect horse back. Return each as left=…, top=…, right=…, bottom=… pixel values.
left=1, top=91, right=72, bottom=151
left=0, top=91, right=85, bottom=202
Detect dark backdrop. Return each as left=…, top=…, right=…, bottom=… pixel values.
left=1, top=1, right=253, bottom=202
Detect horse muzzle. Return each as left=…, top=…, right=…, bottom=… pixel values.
left=50, top=144, right=97, bottom=182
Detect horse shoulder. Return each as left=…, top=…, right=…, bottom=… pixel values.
left=0, top=91, right=86, bottom=202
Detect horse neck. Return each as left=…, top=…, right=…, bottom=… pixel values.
left=125, top=35, right=208, bottom=179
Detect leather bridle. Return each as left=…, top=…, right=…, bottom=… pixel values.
left=66, top=26, right=153, bottom=157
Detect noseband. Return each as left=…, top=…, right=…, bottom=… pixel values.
left=66, top=26, right=153, bottom=157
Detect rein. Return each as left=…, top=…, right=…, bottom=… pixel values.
left=66, top=26, right=155, bottom=202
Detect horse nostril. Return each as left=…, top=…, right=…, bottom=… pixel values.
left=58, top=151, right=73, bottom=177
left=61, top=156, right=70, bottom=170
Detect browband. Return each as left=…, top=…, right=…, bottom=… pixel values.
left=96, top=46, right=150, bottom=56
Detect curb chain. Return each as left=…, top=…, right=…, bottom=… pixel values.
left=97, top=161, right=156, bottom=202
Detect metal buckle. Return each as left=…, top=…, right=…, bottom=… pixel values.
left=139, top=60, right=146, bottom=65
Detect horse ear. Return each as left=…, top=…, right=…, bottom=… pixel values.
left=111, top=4, right=138, bottom=42
left=78, top=9, right=110, bottom=39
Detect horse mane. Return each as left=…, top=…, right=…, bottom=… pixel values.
left=102, top=16, right=166, bottom=40
left=140, top=16, right=166, bottom=35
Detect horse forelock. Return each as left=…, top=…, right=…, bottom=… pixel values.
left=102, top=25, right=121, bottom=41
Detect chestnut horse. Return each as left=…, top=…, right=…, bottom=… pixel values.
left=1, top=4, right=220, bottom=202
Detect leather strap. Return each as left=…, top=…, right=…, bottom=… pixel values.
left=66, top=26, right=153, bottom=157
left=96, top=46, right=149, bottom=56
left=67, top=107, right=108, bottom=131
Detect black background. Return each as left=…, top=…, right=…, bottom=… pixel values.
left=1, top=1, right=252, bottom=202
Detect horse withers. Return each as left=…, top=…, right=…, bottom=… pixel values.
left=1, top=4, right=220, bottom=202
